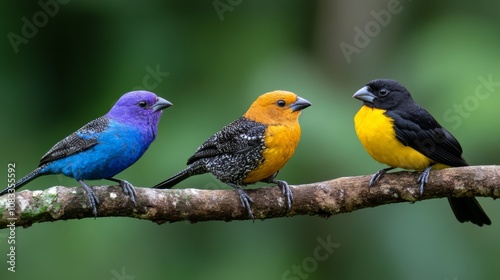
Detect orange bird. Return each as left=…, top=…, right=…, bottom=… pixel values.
left=154, top=90, right=311, bottom=218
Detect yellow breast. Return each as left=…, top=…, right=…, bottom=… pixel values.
left=243, top=124, right=300, bottom=183
left=354, top=105, right=433, bottom=171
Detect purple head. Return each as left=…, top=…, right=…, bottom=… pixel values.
left=106, top=90, right=172, bottom=133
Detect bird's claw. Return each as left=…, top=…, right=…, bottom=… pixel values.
left=368, top=173, right=382, bottom=188
left=108, top=178, right=137, bottom=205
left=235, top=187, right=254, bottom=220
left=369, top=167, right=394, bottom=189
left=87, top=192, right=99, bottom=218
left=417, top=166, right=433, bottom=196
left=78, top=180, right=99, bottom=218
left=119, top=179, right=137, bottom=205
left=276, top=180, right=293, bottom=212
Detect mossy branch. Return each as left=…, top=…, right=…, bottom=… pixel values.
left=1, top=165, right=499, bottom=229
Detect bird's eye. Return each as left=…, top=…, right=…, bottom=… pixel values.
left=138, top=101, right=148, bottom=108
left=379, top=89, right=389, bottom=97
left=276, top=100, right=286, bottom=107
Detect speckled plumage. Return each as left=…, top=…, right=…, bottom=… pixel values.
left=0, top=90, right=172, bottom=216
left=154, top=90, right=311, bottom=219
left=186, top=117, right=267, bottom=184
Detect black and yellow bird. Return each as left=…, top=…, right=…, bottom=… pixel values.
left=154, top=90, right=311, bottom=219
left=353, top=79, right=490, bottom=226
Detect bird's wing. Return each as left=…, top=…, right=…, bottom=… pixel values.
left=387, top=106, right=467, bottom=167
left=187, top=117, right=266, bottom=164
left=39, top=116, right=110, bottom=165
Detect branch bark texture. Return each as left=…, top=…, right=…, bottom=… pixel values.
left=1, top=166, right=499, bottom=229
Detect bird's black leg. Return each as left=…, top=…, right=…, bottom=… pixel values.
left=369, top=167, right=395, bottom=188
left=275, top=180, right=293, bottom=212
left=262, top=172, right=293, bottom=212
left=417, top=165, right=434, bottom=196
left=78, top=180, right=99, bottom=217
left=108, top=178, right=137, bottom=205
left=227, top=183, right=254, bottom=220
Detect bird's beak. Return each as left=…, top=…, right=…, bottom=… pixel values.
left=290, top=96, right=311, bottom=112
left=152, top=97, right=173, bottom=112
left=352, top=86, right=376, bottom=103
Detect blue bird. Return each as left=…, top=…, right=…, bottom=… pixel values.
left=0, top=91, right=172, bottom=216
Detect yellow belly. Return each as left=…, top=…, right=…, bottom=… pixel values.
left=243, top=124, right=300, bottom=183
left=354, top=106, right=435, bottom=171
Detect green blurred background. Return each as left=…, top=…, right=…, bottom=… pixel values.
left=1, top=0, right=500, bottom=279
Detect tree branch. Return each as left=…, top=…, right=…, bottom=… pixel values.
left=1, top=165, right=499, bottom=229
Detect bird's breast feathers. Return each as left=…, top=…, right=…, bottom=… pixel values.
left=243, top=123, right=301, bottom=183
left=354, top=105, right=432, bottom=170
left=99, top=120, right=151, bottom=158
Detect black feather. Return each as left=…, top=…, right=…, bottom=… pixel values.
left=385, top=106, right=467, bottom=167
left=187, top=117, right=266, bottom=165
left=39, top=116, right=109, bottom=165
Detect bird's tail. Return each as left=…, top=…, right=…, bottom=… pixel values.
left=448, top=197, right=491, bottom=227
left=153, top=166, right=199, bottom=189
left=0, top=166, right=45, bottom=196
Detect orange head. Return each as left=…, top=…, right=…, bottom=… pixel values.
left=241, top=90, right=311, bottom=184
left=243, top=90, right=311, bottom=125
